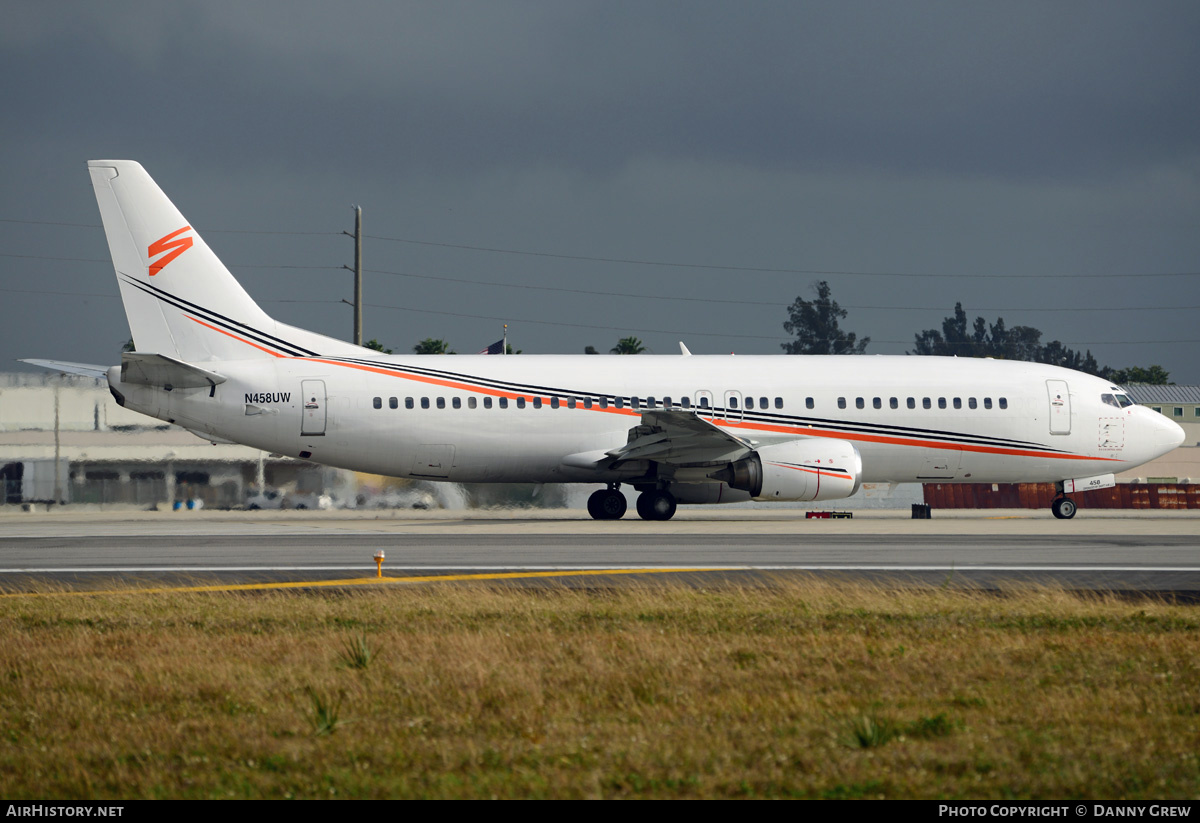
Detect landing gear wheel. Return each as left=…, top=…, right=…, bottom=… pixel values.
left=1051, top=496, right=1077, bottom=520
left=636, top=489, right=678, bottom=521
left=587, top=489, right=627, bottom=520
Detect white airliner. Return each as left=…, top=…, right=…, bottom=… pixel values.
left=25, top=161, right=1187, bottom=520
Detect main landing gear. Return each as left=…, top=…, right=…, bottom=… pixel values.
left=635, top=489, right=677, bottom=521
left=585, top=485, right=679, bottom=521
left=586, top=486, right=627, bottom=520
left=1051, top=496, right=1077, bottom=520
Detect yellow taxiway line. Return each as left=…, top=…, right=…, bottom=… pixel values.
left=1, top=567, right=736, bottom=598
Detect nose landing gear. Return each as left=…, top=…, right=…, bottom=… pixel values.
left=1051, top=496, right=1077, bottom=519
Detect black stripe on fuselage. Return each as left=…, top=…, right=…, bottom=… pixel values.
left=314, top=356, right=1071, bottom=455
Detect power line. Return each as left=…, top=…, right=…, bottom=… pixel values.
left=6, top=217, right=1199, bottom=279
left=0, top=218, right=338, bottom=236
left=359, top=266, right=1200, bottom=313
left=364, top=233, right=1200, bottom=279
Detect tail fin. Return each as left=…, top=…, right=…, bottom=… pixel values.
left=88, top=160, right=362, bottom=362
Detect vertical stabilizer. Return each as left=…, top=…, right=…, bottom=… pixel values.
left=88, top=160, right=362, bottom=362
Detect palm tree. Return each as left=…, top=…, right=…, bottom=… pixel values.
left=610, top=336, right=646, bottom=355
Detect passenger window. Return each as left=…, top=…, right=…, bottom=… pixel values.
left=953, top=398, right=962, bottom=409
left=405, top=397, right=414, bottom=409
left=760, top=396, right=768, bottom=409
left=421, top=397, right=430, bottom=409
left=968, top=397, right=977, bottom=409
left=550, top=397, right=559, bottom=409
left=631, top=397, right=640, bottom=410
left=838, top=397, right=847, bottom=409
left=646, top=397, right=656, bottom=409
left=890, top=397, right=898, bottom=409
left=533, top=397, right=542, bottom=409
left=516, top=397, right=526, bottom=409
left=873, top=397, right=882, bottom=409
left=999, top=398, right=1008, bottom=409
left=599, top=397, right=608, bottom=409
left=452, top=397, right=461, bottom=409
left=938, top=398, right=947, bottom=409
left=468, top=397, right=477, bottom=409
left=984, top=398, right=992, bottom=409
left=388, top=397, right=398, bottom=409
left=680, top=397, right=690, bottom=409
left=499, top=397, right=508, bottom=409
left=806, top=397, right=814, bottom=410
left=745, top=396, right=755, bottom=410
left=699, top=397, right=709, bottom=409
left=923, top=398, right=931, bottom=409
left=615, top=398, right=624, bottom=409
left=776, top=397, right=784, bottom=409
left=663, top=396, right=672, bottom=409
left=855, top=397, right=865, bottom=410
left=437, top=397, right=446, bottom=409
left=907, top=397, right=915, bottom=409
left=483, top=397, right=493, bottom=409
left=729, top=396, right=738, bottom=409
left=372, top=397, right=382, bottom=409
left=568, top=397, right=577, bottom=409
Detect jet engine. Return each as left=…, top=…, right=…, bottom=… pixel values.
left=710, top=438, right=862, bottom=501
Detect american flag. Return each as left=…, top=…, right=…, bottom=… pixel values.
left=478, top=339, right=505, bottom=355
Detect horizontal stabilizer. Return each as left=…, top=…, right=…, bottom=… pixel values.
left=121, top=352, right=226, bottom=390
left=18, top=359, right=109, bottom=379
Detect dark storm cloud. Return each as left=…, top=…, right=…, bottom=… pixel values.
left=2, top=1, right=1198, bottom=379
left=7, top=2, right=1198, bottom=179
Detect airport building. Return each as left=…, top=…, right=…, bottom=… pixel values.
left=0, top=372, right=335, bottom=508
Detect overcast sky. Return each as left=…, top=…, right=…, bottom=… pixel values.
left=3, top=1, right=1198, bottom=381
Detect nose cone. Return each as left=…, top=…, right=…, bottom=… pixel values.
left=1153, top=413, right=1186, bottom=452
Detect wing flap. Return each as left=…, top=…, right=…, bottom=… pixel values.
left=607, top=410, right=754, bottom=466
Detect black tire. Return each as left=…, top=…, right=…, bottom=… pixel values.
left=636, top=490, right=677, bottom=521
left=1052, top=497, right=1077, bottom=519
left=588, top=489, right=627, bottom=520
left=600, top=489, right=627, bottom=520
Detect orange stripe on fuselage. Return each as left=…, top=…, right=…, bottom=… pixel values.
left=281, top=357, right=1116, bottom=464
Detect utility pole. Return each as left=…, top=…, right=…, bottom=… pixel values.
left=342, top=206, right=363, bottom=346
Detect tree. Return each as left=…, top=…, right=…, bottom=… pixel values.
left=363, top=339, right=393, bottom=354
left=781, top=281, right=868, bottom=354
left=610, top=337, right=647, bottom=354
left=911, top=304, right=1110, bottom=377
left=584, top=346, right=599, bottom=355
left=413, top=338, right=455, bottom=354
left=1109, top=365, right=1170, bottom=385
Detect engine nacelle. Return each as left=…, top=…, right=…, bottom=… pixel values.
left=710, top=438, right=862, bottom=502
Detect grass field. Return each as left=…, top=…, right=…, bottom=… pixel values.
left=1, top=579, right=1198, bottom=799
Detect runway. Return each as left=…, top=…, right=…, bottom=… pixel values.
left=2, top=507, right=1198, bottom=594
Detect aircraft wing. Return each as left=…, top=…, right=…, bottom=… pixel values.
left=605, top=410, right=755, bottom=466
left=120, top=352, right=226, bottom=391
left=18, top=359, right=110, bottom=379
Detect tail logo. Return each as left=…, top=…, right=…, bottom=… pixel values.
left=147, top=226, right=193, bottom=276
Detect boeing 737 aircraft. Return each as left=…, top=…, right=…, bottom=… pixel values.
left=25, top=161, right=1187, bottom=520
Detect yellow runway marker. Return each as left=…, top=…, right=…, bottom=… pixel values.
left=1, top=568, right=737, bottom=598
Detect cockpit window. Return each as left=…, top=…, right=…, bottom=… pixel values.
left=1115, top=393, right=1133, bottom=408
left=1102, top=393, right=1134, bottom=409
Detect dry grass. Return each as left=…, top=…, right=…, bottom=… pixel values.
left=1, top=579, right=1198, bottom=799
